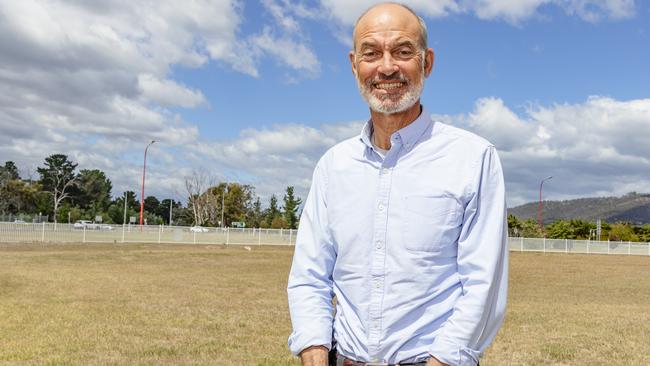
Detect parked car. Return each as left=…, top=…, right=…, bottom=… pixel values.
left=13, top=219, right=26, bottom=224
left=190, top=226, right=209, bottom=233
left=73, top=220, right=99, bottom=230
left=99, top=224, right=114, bottom=231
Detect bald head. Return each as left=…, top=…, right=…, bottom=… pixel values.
left=352, top=3, right=428, bottom=51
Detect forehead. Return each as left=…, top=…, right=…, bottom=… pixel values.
left=353, top=5, right=421, bottom=48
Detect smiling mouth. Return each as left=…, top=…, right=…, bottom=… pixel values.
left=373, top=82, right=406, bottom=90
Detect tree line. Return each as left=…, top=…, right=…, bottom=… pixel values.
left=5, top=154, right=648, bottom=238
left=508, top=215, right=650, bottom=242
left=0, top=155, right=302, bottom=229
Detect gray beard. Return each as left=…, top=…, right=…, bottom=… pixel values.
left=356, top=73, right=424, bottom=114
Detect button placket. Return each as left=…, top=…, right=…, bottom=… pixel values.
left=368, top=160, right=393, bottom=360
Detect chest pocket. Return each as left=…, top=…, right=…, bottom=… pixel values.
left=403, top=195, right=463, bottom=252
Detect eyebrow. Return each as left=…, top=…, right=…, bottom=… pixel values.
left=394, top=40, right=417, bottom=48
left=358, top=39, right=417, bottom=51
left=358, top=41, right=379, bottom=50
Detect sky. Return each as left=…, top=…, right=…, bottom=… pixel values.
left=0, top=0, right=649, bottom=207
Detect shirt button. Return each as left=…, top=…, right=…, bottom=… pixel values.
left=375, top=240, right=382, bottom=249
left=374, top=281, right=381, bottom=289
left=378, top=203, right=385, bottom=211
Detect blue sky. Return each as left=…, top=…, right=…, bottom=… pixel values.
left=0, top=0, right=649, bottom=207
left=176, top=2, right=649, bottom=138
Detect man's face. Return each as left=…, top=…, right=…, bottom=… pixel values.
left=350, top=5, right=434, bottom=114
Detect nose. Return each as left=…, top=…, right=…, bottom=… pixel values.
left=377, top=53, right=399, bottom=76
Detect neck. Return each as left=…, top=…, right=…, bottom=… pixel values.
left=371, top=102, right=422, bottom=150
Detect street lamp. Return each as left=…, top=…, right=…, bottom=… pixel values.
left=139, top=140, right=156, bottom=226
left=537, top=175, right=553, bottom=234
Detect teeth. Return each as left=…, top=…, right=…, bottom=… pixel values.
left=375, top=82, right=404, bottom=90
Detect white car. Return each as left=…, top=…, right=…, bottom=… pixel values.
left=190, top=226, right=209, bottom=233
left=73, top=220, right=98, bottom=229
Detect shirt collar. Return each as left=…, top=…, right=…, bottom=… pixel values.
left=359, top=105, right=433, bottom=152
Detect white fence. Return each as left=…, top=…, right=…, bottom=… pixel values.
left=0, top=222, right=297, bottom=246
left=508, top=236, right=650, bottom=256
left=1, top=222, right=649, bottom=256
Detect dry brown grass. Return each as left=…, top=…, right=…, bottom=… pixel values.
left=483, top=252, right=650, bottom=366
left=0, top=244, right=648, bottom=365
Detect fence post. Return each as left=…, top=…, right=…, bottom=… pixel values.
left=628, top=241, right=631, bottom=255
left=83, top=225, right=86, bottom=244
left=226, top=227, right=230, bottom=245
left=158, top=225, right=162, bottom=244
left=41, top=222, right=45, bottom=243
left=587, top=240, right=590, bottom=254
left=543, top=237, right=546, bottom=253
left=289, top=229, right=293, bottom=246
left=193, top=230, right=196, bottom=244
left=607, top=240, right=610, bottom=255
left=258, top=228, right=261, bottom=246
left=121, top=223, right=125, bottom=243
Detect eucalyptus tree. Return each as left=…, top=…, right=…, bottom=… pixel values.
left=37, top=154, right=78, bottom=223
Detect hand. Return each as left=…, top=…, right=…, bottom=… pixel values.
left=426, top=356, right=449, bottom=366
left=300, top=345, right=329, bottom=366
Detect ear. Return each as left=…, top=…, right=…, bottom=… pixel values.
left=424, top=48, right=434, bottom=77
left=349, top=50, right=358, bottom=78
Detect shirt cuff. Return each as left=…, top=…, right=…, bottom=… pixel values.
left=429, top=335, right=480, bottom=366
left=287, top=322, right=333, bottom=356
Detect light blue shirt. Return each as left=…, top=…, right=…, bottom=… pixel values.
left=287, top=107, right=508, bottom=366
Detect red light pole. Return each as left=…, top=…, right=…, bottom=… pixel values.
left=537, top=175, right=553, bottom=234
left=140, top=140, right=156, bottom=226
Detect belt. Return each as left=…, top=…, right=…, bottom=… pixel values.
left=338, top=355, right=427, bottom=366
left=338, top=355, right=478, bottom=366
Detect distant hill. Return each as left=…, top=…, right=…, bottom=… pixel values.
left=508, top=192, right=650, bottom=224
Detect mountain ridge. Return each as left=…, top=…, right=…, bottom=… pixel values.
left=508, top=192, right=650, bottom=224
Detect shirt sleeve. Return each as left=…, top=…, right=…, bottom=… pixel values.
left=287, top=158, right=337, bottom=356
left=428, top=146, right=509, bottom=366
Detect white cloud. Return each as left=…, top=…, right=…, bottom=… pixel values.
left=261, top=0, right=301, bottom=32
left=562, top=0, right=636, bottom=21
left=0, top=0, right=643, bottom=209
left=250, top=28, right=320, bottom=75
left=320, top=0, right=460, bottom=27
left=190, top=121, right=363, bottom=200
left=318, top=0, right=637, bottom=30
left=437, top=96, right=650, bottom=206
left=180, top=95, right=650, bottom=207
left=467, top=0, right=553, bottom=23
left=0, top=0, right=325, bottom=201
left=138, top=74, right=206, bottom=108
left=254, top=1, right=322, bottom=77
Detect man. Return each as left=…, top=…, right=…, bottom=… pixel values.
left=287, top=3, right=508, bottom=366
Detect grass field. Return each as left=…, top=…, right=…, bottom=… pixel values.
left=1, top=244, right=649, bottom=365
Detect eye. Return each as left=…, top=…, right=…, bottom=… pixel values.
left=395, top=48, right=414, bottom=58
left=362, top=50, right=379, bottom=59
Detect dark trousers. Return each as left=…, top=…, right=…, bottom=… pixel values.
left=328, top=347, right=337, bottom=366
left=329, top=349, right=480, bottom=366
